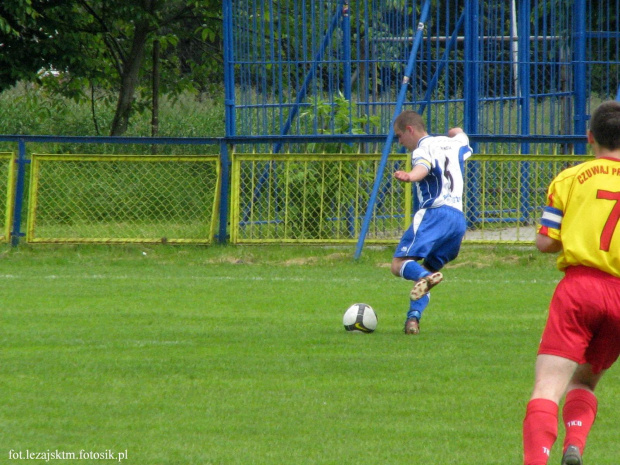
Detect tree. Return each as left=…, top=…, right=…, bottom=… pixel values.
left=0, top=0, right=222, bottom=136
left=0, top=0, right=38, bottom=35
left=0, top=0, right=51, bottom=89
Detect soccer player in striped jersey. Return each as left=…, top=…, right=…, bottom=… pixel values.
left=390, top=110, right=472, bottom=335
left=523, top=100, right=620, bottom=465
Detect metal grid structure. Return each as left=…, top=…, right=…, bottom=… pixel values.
left=0, top=152, right=15, bottom=242
left=463, top=154, right=593, bottom=243
left=1, top=2, right=617, bottom=249
left=224, top=0, right=620, bottom=155
left=27, top=154, right=220, bottom=244
left=222, top=0, right=618, bottom=255
left=229, top=153, right=592, bottom=244
left=230, top=153, right=410, bottom=243
left=0, top=147, right=593, bottom=246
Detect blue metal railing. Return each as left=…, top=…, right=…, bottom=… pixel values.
left=354, top=0, right=432, bottom=260
left=0, top=133, right=589, bottom=249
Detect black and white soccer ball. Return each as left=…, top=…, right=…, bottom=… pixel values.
left=343, top=303, right=377, bottom=333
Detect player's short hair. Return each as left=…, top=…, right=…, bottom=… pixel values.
left=394, top=110, right=426, bottom=132
left=589, top=100, right=620, bottom=150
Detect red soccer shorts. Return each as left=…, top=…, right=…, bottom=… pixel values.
left=538, top=265, right=620, bottom=374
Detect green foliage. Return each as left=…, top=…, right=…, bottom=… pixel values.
left=0, top=0, right=38, bottom=35
left=302, top=92, right=381, bottom=154
left=0, top=0, right=223, bottom=135
left=279, top=158, right=376, bottom=240
left=0, top=83, right=225, bottom=149
left=276, top=96, right=380, bottom=239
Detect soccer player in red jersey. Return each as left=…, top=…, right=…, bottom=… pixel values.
left=522, top=100, right=620, bottom=465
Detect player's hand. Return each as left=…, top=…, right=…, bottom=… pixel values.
left=394, top=170, right=411, bottom=182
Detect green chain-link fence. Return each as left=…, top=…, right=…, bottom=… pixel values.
left=27, top=154, right=220, bottom=244
left=0, top=152, right=15, bottom=242
left=7, top=151, right=593, bottom=246
left=464, top=155, right=592, bottom=242
left=230, top=153, right=411, bottom=243
left=230, top=153, right=593, bottom=244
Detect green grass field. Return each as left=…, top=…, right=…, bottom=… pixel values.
left=1, top=244, right=618, bottom=464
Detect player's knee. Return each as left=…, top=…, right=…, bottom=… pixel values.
left=390, top=260, right=402, bottom=277
left=569, top=364, right=604, bottom=391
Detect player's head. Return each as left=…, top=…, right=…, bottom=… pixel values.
left=394, top=110, right=426, bottom=133
left=394, top=110, right=427, bottom=150
left=589, top=100, right=620, bottom=150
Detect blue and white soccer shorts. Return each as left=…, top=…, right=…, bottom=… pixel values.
left=393, top=206, right=467, bottom=272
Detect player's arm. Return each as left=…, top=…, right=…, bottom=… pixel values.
left=394, top=164, right=429, bottom=183
left=447, top=127, right=464, bottom=137
left=537, top=203, right=563, bottom=253
left=536, top=233, right=562, bottom=253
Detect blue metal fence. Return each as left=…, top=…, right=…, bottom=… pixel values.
left=0, top=135, right=226, bottom=246
left=222, top=0, right=619, bottom=257
left=3, top=1, right=619, bottom=253
left=224, top=0, right=620, bottom=153
left=0, top=132, right=590, bottom=249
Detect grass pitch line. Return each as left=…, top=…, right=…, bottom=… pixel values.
left=0, top=273, right=560, bottom=285
left=0, top=273, right=372, bottom=283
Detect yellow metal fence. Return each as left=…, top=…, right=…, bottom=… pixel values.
left=0, top=152, right=15, bottom=243
left=230, top=153, right=411, bottom=243
left=0, top=152, right=592, bottom=245
left=230, top=153, right=593, bottom=244
left=463, top=154, right=592, bottom=243
left=27, top=154, right=220, bottom=244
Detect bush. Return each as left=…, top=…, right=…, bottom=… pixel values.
left=0, top=82, right=225, bottom=154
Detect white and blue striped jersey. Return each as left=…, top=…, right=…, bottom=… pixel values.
left=411, top=132, right=472, bottom=211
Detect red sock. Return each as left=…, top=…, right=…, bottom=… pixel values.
left=562, top=389, right=598, bottom=454
left=523, top=398, right=558, bottom=465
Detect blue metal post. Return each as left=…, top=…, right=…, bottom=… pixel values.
left=342, top=0, right=352, bottom=102
left=518, top=0, right=531, bottom=154
left=573, top=0, right=587, bottom=154
left=11, top=139, right=28, bottom=246
left=218, top=141, right=231, bottom=243
left=354, top=0, right=432, bottom=260
left=273, top=6, right=344, bottom=153
left=464, top=0, right=479, bottom=140
left=220, top=0, right=235, bottom=243
left=342, top=0, right=353, bottom=138
left=223, top=0, right=236, bottom=138
left=518, top=0, right=532, bottom=220
left=464, top=1, right=480, bottom=228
